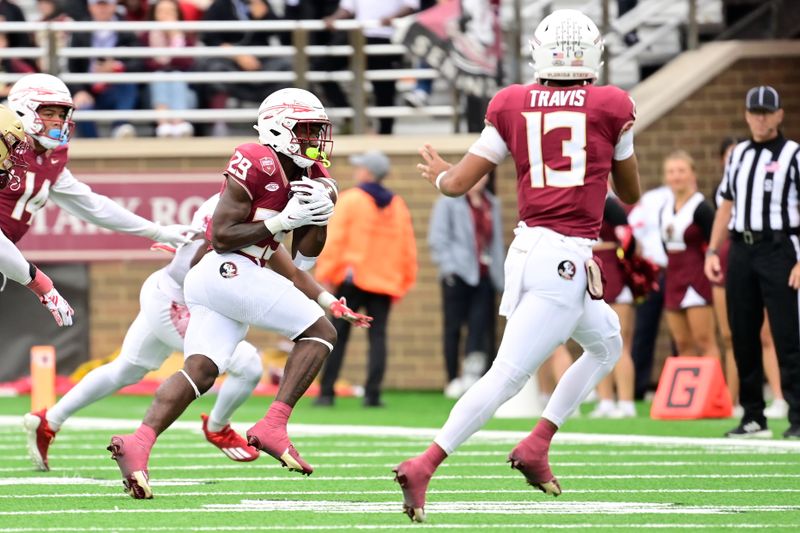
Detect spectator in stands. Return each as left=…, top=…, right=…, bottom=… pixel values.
left=324, top=0, right=420, bottom=135
left=402, top=0, right=440, bottom=108
left=0, top=0, right=33, bottom=50
left=428, top=174, right=504, bottom=399
left=314, top=151, right=418, bottom=407
left=618, top=0, right=638, bottom=45
left=0, top=32, right=37, bottom=99
left=142, top=0, right=197, bottom=137
left=199, top=0, right=291, bottom=136
left=660, top=150, right=719, bottom=359
left=69, top=0, right=143, bottom=138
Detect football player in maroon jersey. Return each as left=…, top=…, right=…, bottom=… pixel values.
left=393, top=9, right=641, bottom=521
left=1, top=74, right=196, bottom=327
left=107, top=88, right=372, bottom=499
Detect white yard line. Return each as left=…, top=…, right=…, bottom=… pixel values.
left=1, top=415, right=799, bottom=451
left=1, top=525, right=798, bottom=531
left=2, top=501, right=800, bottom=516
left=3, top=488, right=800, bottom=499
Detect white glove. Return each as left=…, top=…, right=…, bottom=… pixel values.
left=41, top=287, right=74, bottom=327
left=291, top=177, right=330, bottom=204
left=264, top=195, right=334, bottom=235
left=150, top=223, right=201, bottom=247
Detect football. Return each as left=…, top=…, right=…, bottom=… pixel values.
left=294, top=176, right=338, bottom=204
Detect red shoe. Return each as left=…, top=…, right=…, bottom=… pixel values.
left=246, top=419, right=313, bottom=475
left=507, top=437, right=562, bottom=496
left=107, top=434, right=153, bottom=499
left=201, top=414, right=259, bottom=462
left=23, top=409, right=57, bottom=472
left=392, top=457, right=433, bottom=523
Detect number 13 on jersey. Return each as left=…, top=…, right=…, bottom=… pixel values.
left=523, top=111, right=587, bottom=189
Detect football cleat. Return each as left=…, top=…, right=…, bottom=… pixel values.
left=392, top=458, right=432, bottom=523
left=246, top=419, right=313, bottom=475
left=201, top=414, right=259, bottom=462
left=107, top=435, right=153, bottom=499
left=507, top=439, right=562, bottom=497
left=725, top=420, right=772, bottom=439
left=22, top=409, right=57, bottom=472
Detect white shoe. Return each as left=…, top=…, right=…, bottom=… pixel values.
left=444, top=378, right=465, bottom=399
left=764, top=399, right=789, bottom=420
left=173, top=121, right=194, bottom=137
left=612, top=401, right=636, bottom=418
left=111, top=123, right=136, bottom=138
left=589, top=400, right=617, bottom=418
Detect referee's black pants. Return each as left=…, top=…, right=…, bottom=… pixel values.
left=318, top=282, right=391, bottom=403
left=727, top=237, right=800, bottom=427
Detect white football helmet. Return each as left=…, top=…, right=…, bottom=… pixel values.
left=530, top=9, right=604, bottom=82
left=8, top=73, right=75, bottom=150
left=254, top=88, right=332, bottom=169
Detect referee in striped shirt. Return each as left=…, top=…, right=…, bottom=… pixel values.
left=705, top=86, right=800, bottom=439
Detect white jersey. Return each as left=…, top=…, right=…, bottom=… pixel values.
left=628, top=186, right=671, bottom=268
left=158, top=194, right=220, bottom=304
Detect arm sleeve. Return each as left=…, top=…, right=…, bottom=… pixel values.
left=163, top=239, right=205, bottom=287
left=427, top=197, right=455, bottom=272
left=604, top=197, right=629, bottom=227
left=693, top=201, right=715, bottom=242
left=0, top=229, right=33, bottom=285
left=48, top=168, right=158, bottom=239
left=613, top=129, right=634, bottom=161
left=468, top=125, right=509, bottom=165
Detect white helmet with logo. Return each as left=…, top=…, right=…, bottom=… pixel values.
left=8, top=73, right=75, bottom=150
left=254, top=88, right=332, bottom=169
left=530, top=9, right=604, bottom=82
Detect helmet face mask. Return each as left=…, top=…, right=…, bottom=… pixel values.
left=531, top=9, right=604, bottom=82
left=0, top=105, right=31, bottom=191
left=8, top=74, right=75, bottom=150
left=255, top=88, right=333, bottom=169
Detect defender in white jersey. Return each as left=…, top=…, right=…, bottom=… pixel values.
left=23, top=195, right=264, bottom=471
left=0, top=74, right=196, bottom=328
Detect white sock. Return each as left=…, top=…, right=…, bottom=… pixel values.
left=46, top=358, right=149, bottom=431
left=597, top=399, right=616, bottom=411
left=617, top=400, right=635, bottom=414
left=208, top=343, right=262, bottom=433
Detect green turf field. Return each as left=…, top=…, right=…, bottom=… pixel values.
left=1, top=392, right=799, bottom=532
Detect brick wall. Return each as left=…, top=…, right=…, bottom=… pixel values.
left=74, top=54, right=800, bottom=391
left=635, top=57, right=800, bottom=194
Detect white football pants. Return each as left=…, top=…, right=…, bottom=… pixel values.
left=434, top=227, right=622, bottom=454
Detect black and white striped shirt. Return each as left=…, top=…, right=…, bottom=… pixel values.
left=719, top=135, right=800, bottom=233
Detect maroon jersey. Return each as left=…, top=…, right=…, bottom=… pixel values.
left=486, top=83, right=635, bottom=239
left=212, top=143, right=332, bottom=266
left=0, top=145, right=69, bottom=243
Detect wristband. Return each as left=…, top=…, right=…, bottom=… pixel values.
left=705, top=248, right=718, bottom=258
left=26, top=267, right=54, bottom=297
left=316, top=291, right=338, bottom=309
left=434, top=171, right=447, bottom=191
left=264, top=217, right=284, bottom=236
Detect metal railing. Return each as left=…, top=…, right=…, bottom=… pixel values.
left=0, top=19, right=456, bottom=134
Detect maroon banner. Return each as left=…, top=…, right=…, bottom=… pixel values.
left=17, top=173, right=223, bottom=262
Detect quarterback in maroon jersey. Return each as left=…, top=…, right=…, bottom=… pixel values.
left=107, top=88, right=372, bottom=499
left=393, top=9, right=641, bottom=521
left=0, top=74, right=196, bottom=327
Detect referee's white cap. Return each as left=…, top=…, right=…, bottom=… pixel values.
left=746, top=86, right=781, bottom=112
